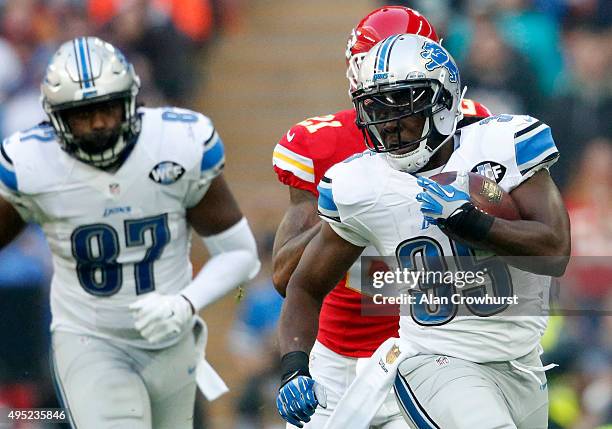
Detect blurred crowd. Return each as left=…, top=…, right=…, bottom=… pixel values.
left=0, top=0, right=610, bottom=428
left=0, top=0, right=242, bottom=141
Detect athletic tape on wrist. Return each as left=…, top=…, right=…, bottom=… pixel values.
left=280, top=351, right=310, bottom=387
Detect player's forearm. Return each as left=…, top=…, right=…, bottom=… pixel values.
left=0, top=198, right=26, bottom=249
left=278, top=284, right=322, bottom=355
left=278, top=223, right=361, bottom=354
left=182, top=218, right=260, bottom=311
left=272, top=223, right=321, bottom=296
left=456, top=218, right=570, bottom=276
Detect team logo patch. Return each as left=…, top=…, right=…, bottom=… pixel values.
left=471, top=161, right=507, bottom=183
left=149, top=161, right=185, bottom=185
left=420, top=41, right=459, bottom=83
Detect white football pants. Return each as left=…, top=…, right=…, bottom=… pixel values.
left=51, top=329, right=198, bottom=429
left=394, top=348, right=549, bottom=429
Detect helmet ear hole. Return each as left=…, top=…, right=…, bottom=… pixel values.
left=441, top=89, right=453, bottom=110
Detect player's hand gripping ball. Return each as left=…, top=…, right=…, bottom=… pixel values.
left=417, top=171, right=520, bottom=240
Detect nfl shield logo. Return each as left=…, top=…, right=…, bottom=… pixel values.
left=109, top=183, right=120, bottom=195
left=385, top=344, right=401, bottom=364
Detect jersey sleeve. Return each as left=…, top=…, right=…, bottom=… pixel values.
left=510, top=117, right=559, bottom=186
left=183, top=116, right=226, bottom=208
left=316, top=164, right=372, bottom=248
left=0, top=136, right=35, bottom=222
left=272, top=124, right=316, bottom=195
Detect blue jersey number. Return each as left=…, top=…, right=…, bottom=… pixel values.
left=478, top=114, right=513, bottom=126
left=20, top=124, right=55, bottom=142
left=396, top=237, right=513, bottom=325
left=161, top=110, right=198, bottom=123
left=72, top=224, right=122, bottom=296
left=71, top=215, right=171, bottom=296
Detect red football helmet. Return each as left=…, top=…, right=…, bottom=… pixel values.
left=346, top=6, right=439, bottom=91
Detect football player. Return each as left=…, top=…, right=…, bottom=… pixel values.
left=0, top=37, right=260, bottom=428
left=276, top=35, right=570, bottom=428
left=273, top=6, right=491, bottom=428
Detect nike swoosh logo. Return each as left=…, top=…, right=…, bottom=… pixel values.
left=286, top=131, right=296, bottom=142
left=440, top=187, right=455, bottom=198
left=282, top=370, right=300, bottom=386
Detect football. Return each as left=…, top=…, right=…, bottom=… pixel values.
left=430, top=172, right=521, bottom=220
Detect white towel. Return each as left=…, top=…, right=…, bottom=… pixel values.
left=196, top=359, right=229, bottom=401
left=193, top=317, right=229, bottom=401
left=323, top=337, right=417, bottom=429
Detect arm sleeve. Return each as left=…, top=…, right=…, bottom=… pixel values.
left=0, top=138, right=34, bottom=222
left=181, top=218, right=261, bottom=311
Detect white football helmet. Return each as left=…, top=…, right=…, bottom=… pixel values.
left=41, top=37, right=141, bottom=168
left=352, top=34, right=464, bottom=172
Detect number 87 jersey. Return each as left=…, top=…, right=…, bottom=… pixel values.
left=0, top=107, right=224, bottom=349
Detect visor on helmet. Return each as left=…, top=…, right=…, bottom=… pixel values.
left=354, top=80, right=449, bottom=152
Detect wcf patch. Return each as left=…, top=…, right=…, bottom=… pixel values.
left=149, top=161, right=185, bottom=185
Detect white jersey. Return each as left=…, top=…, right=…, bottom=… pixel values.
left=318, top=115, right=559, bottom=362
left=0, top=107, right=225, bottom=349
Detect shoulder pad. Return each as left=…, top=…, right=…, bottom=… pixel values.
left=0, top=124, right=61, bottom=194
left=317, top=152, right=384, bottom=222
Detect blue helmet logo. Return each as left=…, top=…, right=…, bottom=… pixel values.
left=420, top=41, right=459, bottom=83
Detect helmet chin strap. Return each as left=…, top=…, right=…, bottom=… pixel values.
left=384, top=117, right=431, bottom=172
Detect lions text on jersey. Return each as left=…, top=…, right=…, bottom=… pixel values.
left=317, top=115, right=559, bottom=362
left=0, top=107, right=224, bottom=349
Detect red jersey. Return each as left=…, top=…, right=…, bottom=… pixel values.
left=273, top=101, right=491, bottom=358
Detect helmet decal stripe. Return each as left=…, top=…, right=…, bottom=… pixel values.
left=72, top=39, right=83, bottom=89
left=384, top=35, right=402, bottom=72
left=77, top=37, right=91, bottom=88
left=374, top=40, right=384, bottom=73
left=376, top=36, right=393, bottom=72
left=85, top=38, right=95, bottom=87
left=376, top=35, right=400, bottom=73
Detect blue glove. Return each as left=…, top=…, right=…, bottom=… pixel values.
left=276, top=375, right=327, bottom=428
left=416, top=173, right=471, bottom=225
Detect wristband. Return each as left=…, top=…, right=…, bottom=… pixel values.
left=280, top=351, right=311, bottom=387
left=440, top=202, right=494, bottom=241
